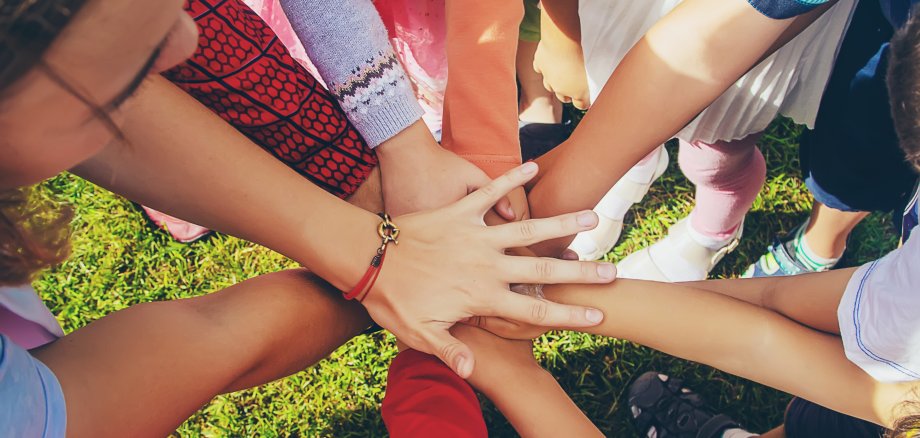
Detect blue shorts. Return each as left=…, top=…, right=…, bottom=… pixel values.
left=800, top=0, right=917, bottom=213
left=0, top=335, right=67, bottom=437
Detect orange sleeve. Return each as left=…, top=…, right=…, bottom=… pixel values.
left=441, top=0, right=524, bottom=178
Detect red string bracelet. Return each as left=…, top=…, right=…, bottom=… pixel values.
left=344, top=213, right=399, bottom=301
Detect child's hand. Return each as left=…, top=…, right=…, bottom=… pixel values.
left=376, top=120, right=517, bottom=220
left=534, top=7, right=590, bottom=110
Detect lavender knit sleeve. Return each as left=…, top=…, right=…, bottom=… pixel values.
left=279, top=0, right=424, bottom=147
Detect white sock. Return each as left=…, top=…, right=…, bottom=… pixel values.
left=722, top=428, right=758, bottom=438
left=792, top=222, right=840, bottom=270
left=687, top=216, right=738, bottom=251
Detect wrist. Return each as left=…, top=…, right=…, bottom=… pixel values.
left=375, top=119, right=439, bottom=163
left=297, top=208, right=383, bottom=293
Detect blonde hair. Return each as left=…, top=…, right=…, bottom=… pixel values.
left=0, top=186, right=71, bottom=286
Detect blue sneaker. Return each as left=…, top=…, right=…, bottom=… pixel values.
left=743, top=223, right=830, bottom=278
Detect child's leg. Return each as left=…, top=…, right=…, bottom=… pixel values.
left=617, top=134, right=765, bottom=281
left=32, top=269, right=371, bottom=437
left=681, top=133, right=766, bottom=240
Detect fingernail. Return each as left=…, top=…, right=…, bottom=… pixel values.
left=585, top=308, right=604, bottom=324
left=455, top=356, right=472, bottom=377
left=521, top=161, right=538, bottom=174
left=505, top=204, right=516, bottom=218
left=577, top=212, right=597, bottom=227
left=561, top=250, right=579, bottom=260
left=597, top=263, right=617, bottom=280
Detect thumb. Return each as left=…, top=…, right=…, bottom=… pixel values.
left=424, top=328, right=476, bottom=378
left=467, top=169, right=515, bottom=221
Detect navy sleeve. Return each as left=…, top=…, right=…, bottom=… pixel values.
left=746, top=0, right=832, bottom=19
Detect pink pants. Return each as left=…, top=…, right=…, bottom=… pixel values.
left=678, top=132, right=767, bottom=240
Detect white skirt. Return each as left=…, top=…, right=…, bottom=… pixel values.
left=579, top=0, right=858, bottom=144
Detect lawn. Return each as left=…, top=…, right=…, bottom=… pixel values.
left=34, top=117, right=900, bottom=437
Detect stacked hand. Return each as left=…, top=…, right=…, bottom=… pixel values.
left=365, top=162, right=616, bottom=378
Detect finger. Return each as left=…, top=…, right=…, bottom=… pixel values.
left=560, top=249, right=580, bottom=260
left=555, top=92, right=572, bottom=104
left=464, top=168, right=516, bottom=221
left=494, top=196, right=516, bottom=221
left=486, top=292, right=605, bottom=329
left=572, top=98, right=590, bottom=111
left=488, top=210, right=598, bottom=248
left=421, top=328, right=476, bottom=378
left=463, top=316, right=546, bottom=340
left=455, top=162, right=539, bottom=216
left=542, top=79, right=554, bottom=94
left=500, top=256, right=617, bottom=285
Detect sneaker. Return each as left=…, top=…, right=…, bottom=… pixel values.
left=628, top=371, right=745, bottom=438
left=617, top=218, right=743, bottom=282
left=569, top=147, right=670, bottom=261
left=742, top=222, right=835, bottom=278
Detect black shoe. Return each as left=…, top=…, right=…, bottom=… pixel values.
left=628, top=371, right=744, bottom=438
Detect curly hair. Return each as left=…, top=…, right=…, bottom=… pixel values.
left=888, top=5, right=920, bottom=172
left=0, top=186, right=71, bottom=286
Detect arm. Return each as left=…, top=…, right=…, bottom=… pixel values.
left=458, top=325, right=604, bottom=438
left=540, top=276, right=915, bottom=428
left=279, top=0, right=511, bottom=218
left=534, top=0, right=590, bottom=109
left=74, top=77, right=614, bottom=378
left=683, top=268, right=858, bottom=334
left=528, top=0, right=834, bottom=251
left=33, top=269, right=370, bottom=437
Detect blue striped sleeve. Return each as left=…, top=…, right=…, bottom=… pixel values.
left=747, top=0, right=832, bottom=19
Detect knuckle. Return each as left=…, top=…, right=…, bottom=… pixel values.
left=439, top=341, right=463, bottom=361
left=519, top=221, right=538, bottom=241
left=530, top=299, right=548, bottom=323
left=469, top=315, right=485, bottom=328
left=535, top=260, right=555, bottom=280
left=478, top=182, right=499, bottom=199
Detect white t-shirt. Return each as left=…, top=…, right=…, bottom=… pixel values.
left=838, top=188, right=920, bottom=382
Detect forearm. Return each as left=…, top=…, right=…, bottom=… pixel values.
left=456, top=325, right=602, bottom=437
left=683, top=268, right=856, bottom=334
left=442, top=0, right=524, bottom=178
left=528, top=0, right=827, bottom=220
left=33, top=269, right=370, bottom=437
left=73, top=77, right=379, bottom=291
left=279, top=0, right=423, bottom=147
left=540, top=0, right=581, bottom=43
left=481, top=367, right=601, bottom=438
left=543, top=279, right=910, bottom=427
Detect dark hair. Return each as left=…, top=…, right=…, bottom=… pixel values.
left=0, top=0, right=87, bottom=93
left=885, top=9, right=920, bottom=437
left=888, top=6, right=920, bottom=172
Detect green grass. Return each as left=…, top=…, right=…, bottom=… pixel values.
left=34, top=117, right=900, bottom=437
